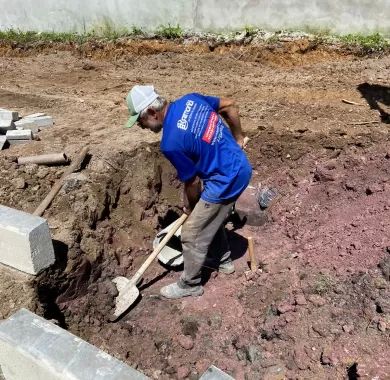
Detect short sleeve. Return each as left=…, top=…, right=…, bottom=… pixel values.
left=163, top=150, right=197, bottom=182
left=194, top=94, right=220, bottom=111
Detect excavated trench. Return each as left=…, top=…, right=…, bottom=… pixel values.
left=1, top=125, right=390, bottom=379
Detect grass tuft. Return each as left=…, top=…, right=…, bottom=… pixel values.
left=155, top=24, right=183, bottom=39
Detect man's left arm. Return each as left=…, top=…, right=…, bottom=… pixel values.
left=217, top=98, right=247, bottom=148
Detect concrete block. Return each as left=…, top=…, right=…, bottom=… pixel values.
left=0, top=205, right=55, bottom=275
left=0, top=136, right=7, bottom=150
left=25, top=115, right=53, bottom=129
left=200, top=366, right=235, bottom=380
left=7, top=139, right=32, bottom=146
left=6, top=129, right=33, bottom=140
left=25, top=112, right=46, bottom=118
left=0, top=309, right=149, bottom=380
left=15, top=119, right=40, bottom=133
left=0, top=119, right=15, bottom=134
left=0, top=108, right=18, bottom=121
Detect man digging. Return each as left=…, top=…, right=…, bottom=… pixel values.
left=125, top=85, right=252, bottom=299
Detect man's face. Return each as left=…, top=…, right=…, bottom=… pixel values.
left=139, top=110, right=163, bottom=133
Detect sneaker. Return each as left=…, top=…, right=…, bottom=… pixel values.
left=218, top=260, right=235, bottom=274
left=160, top=282, right=204, bottom=299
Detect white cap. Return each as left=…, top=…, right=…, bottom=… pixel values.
left=125, top=85, right=159, bottom=128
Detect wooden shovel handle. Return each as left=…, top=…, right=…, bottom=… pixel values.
left=247, top=236, right=257, bottom=272
left=131, top=213, right=188, bottom=284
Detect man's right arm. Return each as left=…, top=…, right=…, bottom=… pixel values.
left=183, top=176, right=201, bottom=214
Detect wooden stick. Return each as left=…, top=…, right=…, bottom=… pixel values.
left=347, top=120, right=380, bottom=125
left=342, top=99, right=362, bottom=106
left=247, top=236, right=257, bottom=272
left=33, top=146, right=89, bottom=217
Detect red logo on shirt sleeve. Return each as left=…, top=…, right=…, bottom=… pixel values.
left=202, top=112, right=218, bottom=144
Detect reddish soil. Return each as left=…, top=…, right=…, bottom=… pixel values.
left=0, top=40, right=389, bottom=379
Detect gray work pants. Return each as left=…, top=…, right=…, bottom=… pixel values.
left=178, top=199, right=234, bottom=287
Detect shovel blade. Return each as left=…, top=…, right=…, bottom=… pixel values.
left=113, top=278, right=140, bottom=318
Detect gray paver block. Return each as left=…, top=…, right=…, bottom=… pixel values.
left=6, top=129, right=33, bottom=140
left=0, top=205, right=55, bottom=275
left=8, top=139, right=31, bottom=146
left=0, top=309, right=149, bottom=380
left=25, top=115, right=53, bottom=129
left=199, top=366, right=235, bottom=380
left=0, top=108, right=19, bottom=121
left=15, top=119, right=40, bottom=133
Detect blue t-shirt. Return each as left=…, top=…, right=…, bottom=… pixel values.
left=161, top=93, right=252, bottom=203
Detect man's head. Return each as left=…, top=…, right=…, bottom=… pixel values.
left=126, top=85, right=167, bottom=133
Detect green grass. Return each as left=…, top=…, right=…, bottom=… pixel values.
left=155, top=23, right=183, bottom=39
left=0, top=26, right=388, bottom=54
left=339, top=32, right=389, bottom=52
left=0, top=29, right=86, bottom=43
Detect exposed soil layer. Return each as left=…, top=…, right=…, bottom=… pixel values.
left=0, top=41, right=389, bottom=379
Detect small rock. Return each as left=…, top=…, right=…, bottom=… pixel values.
left=244, top=270, right=255, bottom=281
left=295, top=294, right=307, bottom=306
left=308, top=294, right=326, bottom=307
left=177, top=366, right=190, bottom=379
left=12, top=178, right=26, bottom=189
left=378, top=320, right=387, bottom=332
left=342, top=324, right=354, bottom=333
left=321, top=348, right=339, bottom=366
left=23, top=163, right=38, bottom=175
left=246, top=345, right=261, bottom=364
left=314, top=166, right=336, bottom=182
left=177, top=334, right=194, bottom=350
left=36, top=167, right=49, bottom=179
left=195, top=359, right=209, bottom=374
left=277, top=302, right=294, bottom=314
left=366, top=183, right=384, bottom=195
left=293, top=345, right=310, bottom=370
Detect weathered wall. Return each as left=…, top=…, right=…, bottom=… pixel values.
left=0, top=0, right=389, bottom=35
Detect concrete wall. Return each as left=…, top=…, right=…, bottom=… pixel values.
left=0, top=0, right=389, bottom=35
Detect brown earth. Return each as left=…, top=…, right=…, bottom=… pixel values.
left=0, top=40, right=389, bottom=379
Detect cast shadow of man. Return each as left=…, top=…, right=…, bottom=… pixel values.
left=357, top=82, right=390, bottom=124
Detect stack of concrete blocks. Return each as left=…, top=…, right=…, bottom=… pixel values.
left=0, top=205, right=55, bottom=275
left=0, top=108, right=54, bottom=149
left=0, top=309, right=150, bottom=380
left=0, top=108, right=18, bottom=150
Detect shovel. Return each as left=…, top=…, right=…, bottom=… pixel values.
left=112, top=213, right=188, bottom=319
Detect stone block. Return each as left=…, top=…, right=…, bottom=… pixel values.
left=0, top=108, right=19, bottom=121
left=15, top=119, right=40, bottom=133
left=0, top=119, right=16, bottom=134
left=0, top=205, right=55, bottom=275
left=199, top=366, right=235, bottom=380
left=0, top=309, right=149, bottom=380
left=6, top=129, right=33, bottom=140
left=25, top=115, right=53, bottom=129
left=7, top=139, right=32, bottom=146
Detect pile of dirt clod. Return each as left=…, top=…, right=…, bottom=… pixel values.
left=1, top=124, right=390, bottom=379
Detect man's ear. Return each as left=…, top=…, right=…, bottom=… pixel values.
left=147, top=108, right=158, bottom=119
